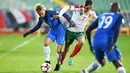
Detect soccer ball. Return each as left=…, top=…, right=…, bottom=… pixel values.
left=41, top=63, right=51, bottom=72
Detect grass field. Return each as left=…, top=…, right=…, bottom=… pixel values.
left=0, top=34, right=130, bottom=73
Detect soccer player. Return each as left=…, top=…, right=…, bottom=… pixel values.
left=58, top=0, right=97, bottom=66
left=81, top=2, right=126, bottom=73
left=23, top=3, right=70, bottom=71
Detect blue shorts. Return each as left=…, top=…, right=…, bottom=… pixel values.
left=93, top=45, right=122, bottom=62
left=46, top=28, right=66, bottom=45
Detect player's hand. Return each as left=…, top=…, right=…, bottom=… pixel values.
left=23, top=32, right=29, bottom=38
left=68, top=21, right=75, bottom=27
left=52, top=15, right=59, bottom=19
left=108, top=44, right=114, bottom=52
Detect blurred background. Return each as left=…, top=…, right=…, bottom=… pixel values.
left=0, top=0, right=130, bottom=35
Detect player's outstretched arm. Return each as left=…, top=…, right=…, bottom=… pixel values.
left=23, top=18, right=43, bottom=38
left=58, top=5, right=78, bottom=18
left=59, top=6, right=78, bottom=27
left=86, top=19, right=98, bottom=54
left=58, top=6, right=70, bottom=18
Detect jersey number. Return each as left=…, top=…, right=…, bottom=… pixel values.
left=99, top=16, right=113, bottom=29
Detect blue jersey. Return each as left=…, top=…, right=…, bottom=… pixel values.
left=27, top=10, right=70, bottom=34
left=86, top=12, right=123, bottom=50
left=86, top=12, right=123, bottom=62
left=92, top=13, right=123, bottom=50
left=95, top=12, right=123, bottom=40
left=26, top=10, right=70, bottom=45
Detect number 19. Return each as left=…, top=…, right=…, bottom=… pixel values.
left=98, top=16, right=113, bottom=29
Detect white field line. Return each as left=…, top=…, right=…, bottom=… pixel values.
left=0, top=36, right=39, bottom=59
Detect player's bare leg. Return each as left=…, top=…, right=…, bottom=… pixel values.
left=44, top=38, right=53, bottom=64
left=60, top=42, right=69, bottom=65
left=112, top=60, right=126, bottom=73
left=69, top=36, right=85, bottom=66
left=54, top=44, right=62, bottom=71
left=61, top=39, right=74, bottom=65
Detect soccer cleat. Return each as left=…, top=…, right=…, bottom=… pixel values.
left=80, top=70, right=89, bottom=73
left=68, top=57, right=73, bottom=66
left=45, top=61, right=51, bottom=64
left=54, top=64, right=61, bottom=71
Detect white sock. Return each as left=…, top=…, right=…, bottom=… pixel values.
left=56, top=53, right=59, bottom=59
left=85, top=61, right=102, bottom=72
left=118, top=67, right=126, bottom=73
left=44, top=46, right=50, bottom=61
left=56, top=53, right=62, bottom=64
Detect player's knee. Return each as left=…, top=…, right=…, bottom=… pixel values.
left=44, top=42, right=49, bottom=46
left=101, top=62, right=105, bottom=67
left=99, top=60, right=106, bottom=67
left=57, top=50, right=61, bottom=54
left=78, top=41, right=85, bottom=46
left=63, top=50, right=68, bottom=54
left=65, top=41, right=71, bottom=47
left=81, top=41, right=85, bottom=45
left=56, top=49, right=62, bottom=54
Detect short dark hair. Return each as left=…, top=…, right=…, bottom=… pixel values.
left=85, top=0, right=92, bottom=6
left=110, top=2, right=120, bottom=12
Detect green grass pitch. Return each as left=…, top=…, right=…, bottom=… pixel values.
left=0, top=34, right=130, bottom=73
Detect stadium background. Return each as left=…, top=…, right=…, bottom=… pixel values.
left=0, top=0, right=130, bottom=73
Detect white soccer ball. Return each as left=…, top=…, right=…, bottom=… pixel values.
left=41, top=63, right=51, bottom=72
